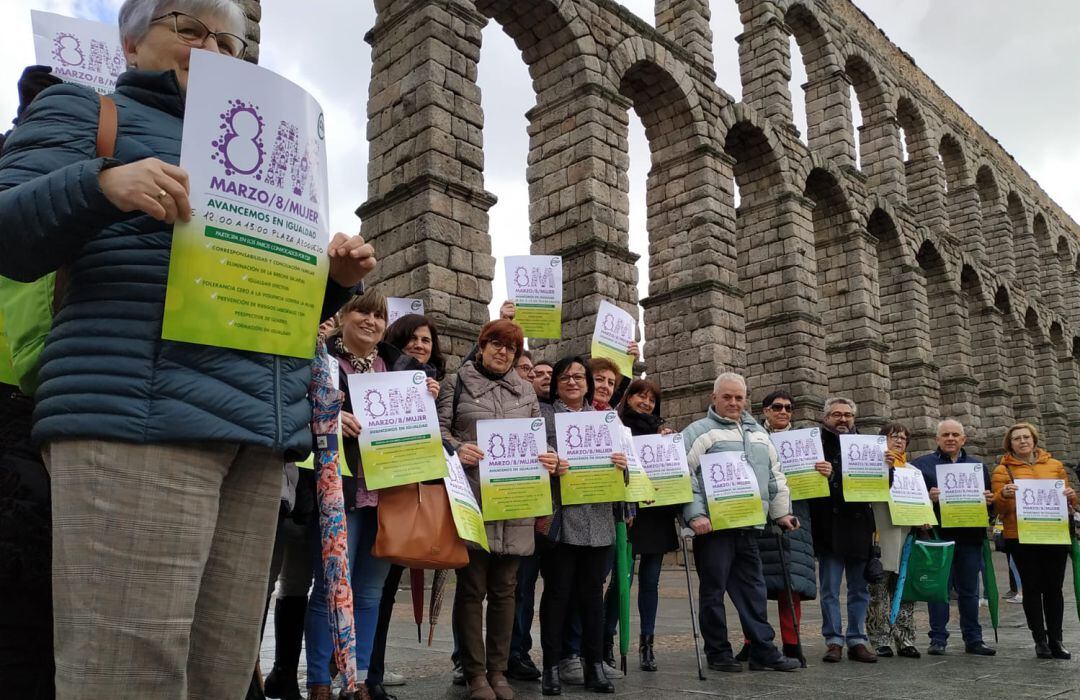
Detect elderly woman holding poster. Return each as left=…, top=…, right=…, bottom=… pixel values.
left=437, top=319, right=562, bottom=700
left=992, top=422, right=1077, bottom=660
left=0, top=1, right=376, bottom=696
left=538, top=355, right=629, bottom=695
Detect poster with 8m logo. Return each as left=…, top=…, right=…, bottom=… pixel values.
left=162, top=50, right=329, bottom=358
left=32, top=11, right=124, bottom=95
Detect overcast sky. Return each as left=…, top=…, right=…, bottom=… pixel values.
left=2, top=0, right=1077, bottom=328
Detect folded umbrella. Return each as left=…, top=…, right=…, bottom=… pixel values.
left=615, top=507, right=632, bottom=674
left=1071, top=534, right=1080, bottom=624
left=890, top=532, right=915, bottom=626
left=411, top=568, right=426, bottom=643
left=309, top=340, right=358, bottom=693
left=981, top=538, right=1000, bottom=642
left=427, top=568, right=450, bottom=646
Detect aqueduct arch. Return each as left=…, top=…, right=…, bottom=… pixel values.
left=241, top=0, right=1080, bottom=462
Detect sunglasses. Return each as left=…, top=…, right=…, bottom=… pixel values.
left=767, top=404, right=793, bottom=412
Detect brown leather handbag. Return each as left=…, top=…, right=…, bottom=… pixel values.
left=372, top=481, right=469, bottom=569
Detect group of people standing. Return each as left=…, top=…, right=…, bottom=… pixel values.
left=0, top=2, right=1078, bottom=700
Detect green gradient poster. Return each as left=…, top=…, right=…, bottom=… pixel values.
left=162, top=50, right=329, bottom=358
left=590, top=300, right=635, bottom=378
left=699, top=452, right=766, bottom=530
left=347, top=370, right=446, bottom=489
left=505, top=255, right=562, bottom=338
left=840, top=434, right=890, bottom=502
left=555, top=410, right=623, bottom=505
left=477, top=417, right=553, bottom=521
left=937, top=463, right=988, bottom=528
left=633, top=433, right=693, bottom=507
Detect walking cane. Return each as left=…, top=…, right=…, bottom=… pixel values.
left=679, top=526, right=707, bottom=681
left=773, top=522, right=807, bottom=668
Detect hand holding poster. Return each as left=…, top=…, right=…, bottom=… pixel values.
left=590, top=300, right=636, bottom=378
left=387, top=297, right=424, bottom=326
left=619, top=426, right=656, bottom=503
left=443, top=449, right=489, bottom=550
left=887, top=466, right=937, bottom=526
left=699, top=452, right=766, bottom=530
left=1015, top=478, right=1070, bottom=545
left=770, top=428, right=829, bottom=500
left=633, top=433, right=693, bottom=507
left=346, top=370, right=446, bottom=489
left=936, top=463, right=988, bottom=528
left=505, top=256, right=562, bottom=338
left=554, top=411, right=624, bottom=505
left=477, top=418, right=553, bottom=521
left=32, top=11, right=124, bottom=94
left=162, top=50, right=330, bottom=358
left=840, top=434, right=890, bottom=502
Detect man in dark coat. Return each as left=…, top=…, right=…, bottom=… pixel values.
left=808, top=397, right=877, bottom=664
left=910, top=419, right=996, bottom=657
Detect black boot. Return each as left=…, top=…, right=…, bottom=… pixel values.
left=541, top=667, right=562, bottom=696
left=584, top=662, right=614, bottom=693
left=639, top=634, right=656, bottom=672
left=264, top=595, right=307, bottom=700
left=1049, top=632, right=1072, bottom=660
left=1033, top=631, right=1053, bottom=659
left=734, top=643, right=750, bottom=662
left=602, top=638, right=616, bottom=668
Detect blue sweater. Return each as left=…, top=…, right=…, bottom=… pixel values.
left=0, top=70, right=349, bottom=458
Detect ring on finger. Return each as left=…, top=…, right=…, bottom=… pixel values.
left=155, top=189, right=169, bottom=201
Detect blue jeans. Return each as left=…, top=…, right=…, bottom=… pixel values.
left=928, top=540, right=984, bottom=646
left=818, top=553, right=870, bottom=648
left=305, top=507, right=391, bottom=685
left=602, top=552, right=664, bottom=638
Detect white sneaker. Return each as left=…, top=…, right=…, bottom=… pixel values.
left=558, top=656, right=584, bottom=685
left=603, top=661, right=624, bottom=678
left=979, top=598, right=988, bottom=607
left=1006, top=593, right=1024, bottom=604
left=358, top=669, right=406, bottom=686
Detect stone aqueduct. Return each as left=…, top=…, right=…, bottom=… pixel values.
left=236, top=0, right=1080, bottom=460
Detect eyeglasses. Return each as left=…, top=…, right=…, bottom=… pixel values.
left=887, top=434, right=910, bottom=443
left=558, top=373, right=587, bottom=385
left=152, top=11, right=249, bottom=58
left=828, top=412, right=855, bottom=420
left=768, top=403, right=793, bottom=412
left=486, top=339, right=517, bottom=355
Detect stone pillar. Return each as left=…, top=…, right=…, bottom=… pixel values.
left=930, top=283, right=982, bottom=444
left=1007, top=327, right=1040, bottom=423
left=1041, top=249, right=1064, bottom=315
left=819, top=226, right=892, bottom=432
left=1056, top=340, right=1080, bottom=462
left=738, top=192, right=828, bottom=423
left=655, top=0, right=715, bottom=78
left=235, top=0, right=261, bottom=63
left=884, top=263, right=940, bottom=452
left=858, top=115, right=905, bottom=200
left=1034, top=338, right=1067, bottom=454
left=642, top=147, right=745, bottom=428
left=736, top=8, right=793, bottom=125
left=982, top=197, right=1012, bottom=279
left=358, top=0, right=496, bottom=366
left=971, top=306, right=1014, bottom=456
left=804, top=70, right=855, bottom=168
left=524, top=86, right=639, bottom=363
left=907, top=150, right=947, bottom=234
left=947, top=184, right=983, bottom=260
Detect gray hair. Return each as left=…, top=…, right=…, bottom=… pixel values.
left=936, top=418, right=966, bottom=436
left=823, top=396, right=857, bottom=416
left=119, top=0, right=246, bottom=44
left=713, top=372, right=747, bottom=394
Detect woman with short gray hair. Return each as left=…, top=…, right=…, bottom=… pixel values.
left=0, top=0, right=376, bottom=696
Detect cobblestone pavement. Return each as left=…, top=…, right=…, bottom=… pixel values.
left=261, top=552, right=1080, bottom=699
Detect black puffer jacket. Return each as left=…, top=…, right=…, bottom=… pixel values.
left=754, top=424, right=816, bottom=599
left=808, top=426, right=876, bottom=561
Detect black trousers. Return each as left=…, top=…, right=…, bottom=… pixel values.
left=0, top=387, right=54, bottom=698
left=539, top=542, right=612, bottom=668
left=1007, top=540, right=1069, bottom=636
left=693, top=529, right=781, bottom=664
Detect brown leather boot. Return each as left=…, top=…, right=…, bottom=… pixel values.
left=847, top=644, right=878, bottom=663
left=487, top=671, right=514, bottom=700
left=307, top=685, right=333, bottom=700
left=467, top=675, right=497, bottom=700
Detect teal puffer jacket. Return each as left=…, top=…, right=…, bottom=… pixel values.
left=0, top=70, right=349, bottom=459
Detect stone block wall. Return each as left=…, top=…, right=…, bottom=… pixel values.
left=336, top=0, right=1080, bottom=463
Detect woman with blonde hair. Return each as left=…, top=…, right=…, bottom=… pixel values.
left=992, top=422, right=1077, bottom=659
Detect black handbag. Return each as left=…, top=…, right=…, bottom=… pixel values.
left=863, top=543, right=886, bottom=584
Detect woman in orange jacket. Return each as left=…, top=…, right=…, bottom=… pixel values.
left=991, top=422, right=1077, bottom=660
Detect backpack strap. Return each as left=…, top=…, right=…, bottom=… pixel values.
left=54, top=95, right=118, bottom=311
left=96, top=95, right=118, bottom=158
left=451, top=372, right=465, bottom=427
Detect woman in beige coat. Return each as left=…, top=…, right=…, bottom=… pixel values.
left=438, top=320, right=562, bottom=700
